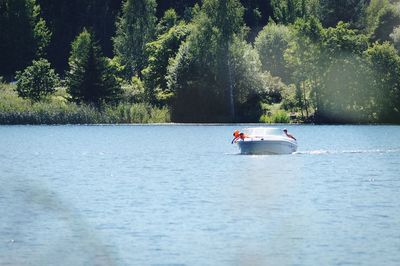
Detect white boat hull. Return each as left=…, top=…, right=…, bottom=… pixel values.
left=238, top=139, right=297, bottom=155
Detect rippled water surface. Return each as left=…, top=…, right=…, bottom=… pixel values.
left=1, top=125, right=400, bottom=265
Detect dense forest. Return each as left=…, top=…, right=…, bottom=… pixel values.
left=1, top=0, right=400, bottom=124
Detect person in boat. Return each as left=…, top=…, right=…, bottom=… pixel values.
left=231, top=130, right=247, bottom=143
left=231, top=130, right=240, bottom=144
left=283, top=128, right=296, bottom=141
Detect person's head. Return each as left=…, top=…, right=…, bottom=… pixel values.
left=283, top=128, right=287, bottom=133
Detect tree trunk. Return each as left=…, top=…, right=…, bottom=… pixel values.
left=303, top=82, right=309, bottom=118
left=228, top=55, right=235, bottom=122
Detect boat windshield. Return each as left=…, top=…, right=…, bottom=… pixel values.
left=244, top=127, right=284, bottom=137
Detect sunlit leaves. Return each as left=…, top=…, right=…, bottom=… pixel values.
left=67, top=29, right=122, bottom=106
left=15, top=58, right=59, bottom=101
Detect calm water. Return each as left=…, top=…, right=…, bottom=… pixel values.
left=1, top=125, right=400, bottom=265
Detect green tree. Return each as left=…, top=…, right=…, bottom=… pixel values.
left=156, top=8, right=179, bottom=36
left=156, top=0, right=199, bottom=18
left=366, top=42, right=400, bottom=122
left=231, top=39, right=289, bottom=121
left=0, top=0, right=51, bottom=79
left=167, top=0, right=248, bottom=122
left=255, top=21, right=293, bottom=82
left=15, top=58, right=59, bottom=101
left=37, top=0, right=122, bottom=72
left=271, top=0, right=320, bottom=24
left=34, top=15, right=52, bottom=58
left=365, top=0, right=390, bottom=33
left=371, top=4, right=400, bottom=42
left=143, top=22, right=189, bottom=105
left=113, top=0, right=157, bottom=78
left=285, top=19, right=375, bottom=122
left=284, top=17, right=323, bottom=119
left=322, top=21, right=369, bottom=55
left=319, top=22, right=372, bottom=122
left=67, top=29, right=122, bottom=106
left=121, top=76, right=146, bottom=103
left=319, top=56, right=373, bottom=122
left=319, top=0, right=368, bottom=28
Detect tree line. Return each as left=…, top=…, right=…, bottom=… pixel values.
left=1, top=0, right=400, bottom=123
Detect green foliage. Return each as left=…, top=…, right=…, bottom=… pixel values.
left=319, top=0, right=368, bottom=28
left=261, top=72, right=290, bottom=104
left=390, top=25, right=400, bottom=50
left=67, top=29, right=122, bottom=106
left=284, top=19, right=375, bottom=122
left=271, top=0, right=320, bottom=24
left=281, top=84, right=298, bottom=111
left=260, top=110, right=290, bottom=123
left=317, top=22, right=373, bottom=122
left=322, top=22, right=369, bottom=55
left=284, top=18, right=323, bottom=118
left=365, top=42, right=400, bottom=122
left=37, top=0, right=122, bottom=72
left=0, top=0, right=50, bottom=79
left=143, top=22, right=189, bottom=105
left=293, top=16, right=323, bottom=42
left=0, top=83, right=170, bottom=124
left=33, top=6, right=51, bottom=58
left=366, top=0, right=390, bottom=33
left=15, top=58, right=60, bottom=102
left=104, top=103, right=170, bottom=123
left=114, top=0, right=157, bottom=77
left=255, top=22, right=293, bottom=82
left=107, top=56, right=126, bottom=84
left=0, top=83, right=100, bottom=124
left=319, top=55, right=373, bottom=123
left=283, top=13, right=398, bottom=123
left=3, top=0, right=400, bottom=124
left=244, top=7, right=262, bottom=34
left=167, top=0, right=251, bottom=122
left=371, top=4, right=400, bottom=42
left=121, top=76, right=146, bottom=103
left=156, top=0, right=199, bottom=19
left=229, top=39, right=267, bottom=121
left=156, top=8, right=179, bottom=36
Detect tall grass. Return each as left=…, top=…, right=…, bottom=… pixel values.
left=0, top=83, right=170, bottom=124
left=259, top=110, right=291, bottom=124
left=103, top=103, right=170, bottom=124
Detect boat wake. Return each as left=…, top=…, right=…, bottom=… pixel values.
left=295, top=148, right=400, bottom=155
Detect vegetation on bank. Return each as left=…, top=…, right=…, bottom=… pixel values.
left=1, top=0, right=400, bottom=124
left=0, top=83, right=170, bottom=124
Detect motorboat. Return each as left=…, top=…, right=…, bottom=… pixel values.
left=232, top=127, right=297, bottom=155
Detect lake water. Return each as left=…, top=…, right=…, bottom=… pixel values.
left=0, top=125, right=400, bottom=265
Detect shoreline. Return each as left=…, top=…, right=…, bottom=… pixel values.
left=1, top=122, right=399, bottom=126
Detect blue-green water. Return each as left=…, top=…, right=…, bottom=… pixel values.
left=1, top=125, right=400, bottom=265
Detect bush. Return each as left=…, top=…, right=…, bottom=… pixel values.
left=0, top=83, right=170, bottom=124
left=121, top=76, right=146, bottom=103
left=15, top=58, right=60, bottom=102
left=260, top=110, right=290, bottom=123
